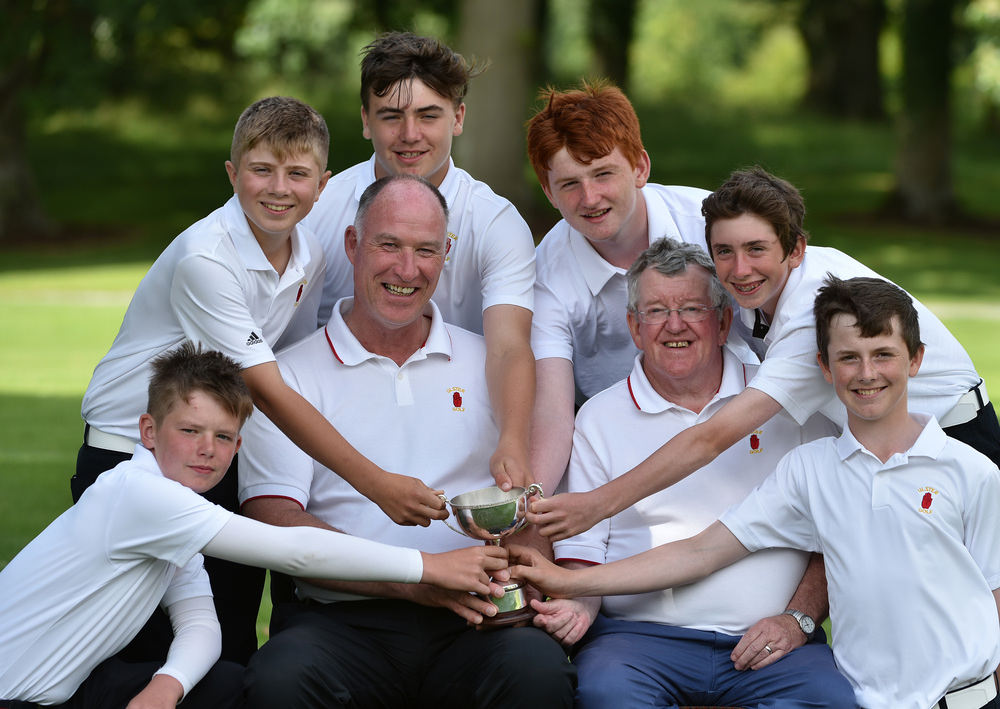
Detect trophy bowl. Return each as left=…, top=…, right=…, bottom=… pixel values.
left=439, top=483, right=544, bottom=627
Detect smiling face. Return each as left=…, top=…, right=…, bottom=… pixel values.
left=361, top=78, right=465, bottom=187
left=344, top=179, right=447, bottom=345
left=139, top=390, right=242, bottom=495
left=818, top=313, right=924, bottom=428
left=226, top=145, right=330, bottom=244
left=543, top=146, right=651, bottom=252
left=708, top=212, right=805, bottom=320
left=627, top=266, right=732, bottom=403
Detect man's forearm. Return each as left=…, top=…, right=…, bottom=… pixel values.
left=785, top=553, right=829, bottom=622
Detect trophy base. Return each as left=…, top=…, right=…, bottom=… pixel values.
left=478, top=581, right=535, bottom=629
left=479, top=605, right=537, bottom=628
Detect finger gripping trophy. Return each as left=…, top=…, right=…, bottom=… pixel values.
left=439, top=483, right=544, bottom=627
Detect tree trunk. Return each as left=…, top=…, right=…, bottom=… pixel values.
left=454, top=0, right=538, bottom=213
left=798, top=0, right=886, bottom=120
left=0, top=68, right=52, bottom=244
left=887, top=0, right=959, bottom=223
left=587, top=0, right=638, bottom=92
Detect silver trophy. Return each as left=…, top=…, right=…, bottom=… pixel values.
left=439, top=483, right=544, bottom=626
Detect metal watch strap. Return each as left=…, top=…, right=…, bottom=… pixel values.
left=783, top=609, right=815, bottom=639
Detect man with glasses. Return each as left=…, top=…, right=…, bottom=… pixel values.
left=532, top=238, right=853, bottom=708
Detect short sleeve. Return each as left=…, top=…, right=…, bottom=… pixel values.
left=476, top=204, right=535, bottom=313
left=747, top=320, right=838, bottom=425
left=530, top=279, right=575, bottom=362
left=720, top=448, right=820, bottom=554
left=170, top=253, right=276, bottom=370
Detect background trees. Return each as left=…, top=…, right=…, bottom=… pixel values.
left=6, top=0, right=1000, bottom=243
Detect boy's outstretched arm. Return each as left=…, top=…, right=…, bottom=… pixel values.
left=483, top=304, right=535, bottom=491
left=242, top=361, right=446, bottom=526
left=508, top=521, right=751, bottom=598
left=204, top=513, right=506, bottom=595
left=216, top=506, right=508, bottom=625
left=528, top=388, right=783, bottom=540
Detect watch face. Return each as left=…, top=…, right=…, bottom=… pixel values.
left=801, top=616, right=816, bottom=634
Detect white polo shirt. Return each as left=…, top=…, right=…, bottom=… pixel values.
left=82, top=195, right=325, bottom=440
left=238, top=298, right=500, bottom=603
left=301, top=156, right=536, bottom=333
left=722, top=415, right=1000, bottom=709
left=0, top=446, right=232, bottom=704
left=554, top=348, right=834, bottom=635
left=532, top=183, right=730, bottom=401
left=743, top=245, right=979, bottom=427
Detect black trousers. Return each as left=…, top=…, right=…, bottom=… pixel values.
left=943, top=401, right=1000, bottom=468
left=243, top=598, right=576, bottom=709
left=73, top=439, right=265, bottom=665
left=0, top=656, right=242, bottom=709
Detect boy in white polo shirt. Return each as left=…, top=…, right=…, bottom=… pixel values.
left=75, top=96, right=450, bottom=664
left=302, top=31, right=536, bottom=493
left=1, top=344, right=506, bottom=709
left=510, top=276, right=1000, bottom=709
left=529, top=166, right=997, bottom=540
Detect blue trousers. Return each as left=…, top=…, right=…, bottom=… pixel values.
left=573, top=614, right=857, bottom=709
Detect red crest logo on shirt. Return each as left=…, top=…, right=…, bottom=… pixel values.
left=294, top=281, right=306, bottom=306
left=917, top=486, right=938, bottom=514
left=448, top=386, right=466, bottom=411
left=748, top=430, right=763, bottom=454
left=445, top=232, right=457, bottom=261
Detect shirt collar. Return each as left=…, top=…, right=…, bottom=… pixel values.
left=323, top=297, right=454, bottom=366
left=356, top=155, right=457, bottom=202
left=567, top=185, right=693, bottom=296
left=223, top=194, right=312, bottom=274
left=835, top=412, right=946, bottom=463
left=627, top=347, right=752, bottom=414
left=130, top=443, right=165, bottom=477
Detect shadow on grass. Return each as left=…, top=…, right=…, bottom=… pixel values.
left=0, top=393, right=81, bottom=566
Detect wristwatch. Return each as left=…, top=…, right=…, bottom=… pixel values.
left=783, top=609, right=816, bottom=640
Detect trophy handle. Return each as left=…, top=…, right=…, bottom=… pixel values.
left=437, top=493, right=471, bottom=537
left=526, top=482, right=544, bottom=499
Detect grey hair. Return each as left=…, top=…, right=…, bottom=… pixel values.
left=353, top=173, right=449, bottom=236
left=626, top=238, right=730, bottom=312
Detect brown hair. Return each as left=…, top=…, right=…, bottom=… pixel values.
left=147, top=342, right=254, bottom=427
left=702, top=166, right=808, bottom=259
left=526, top=79, right=644, bottom=187
left=231, top=96, right=329, bottom=171
left=360, top=32, right=485, bottom=110
left=813, top=275, right=922, bottom=366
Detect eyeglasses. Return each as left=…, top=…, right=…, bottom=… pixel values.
left=635, top=305, right=720, bottom=325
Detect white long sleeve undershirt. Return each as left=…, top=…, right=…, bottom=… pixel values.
left=202, top=514, right=424, bottom=585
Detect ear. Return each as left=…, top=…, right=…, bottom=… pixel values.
left=817, top=351, right=834, bottom=384
left=908, top=344, right=925, bottom=377
left=345, top=225, right=359, bottom=266
left=315, top=170, right=332, bottom=201
left=787, top=235, right=806, bottom=269
left=634, top=150, right=652, bottom=188
left=627, top=310, right=642, bottom=349
left=452, top=102, right=466, bottom=137
left=234, top=434, right=242, bottom=454
left=717, top=305, right=733, bottom=343
left=139, top=413, right=157, bottom=450
left=225, top=160, right=238, bottom=193
left=361, top=105, right=372, bottom=140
